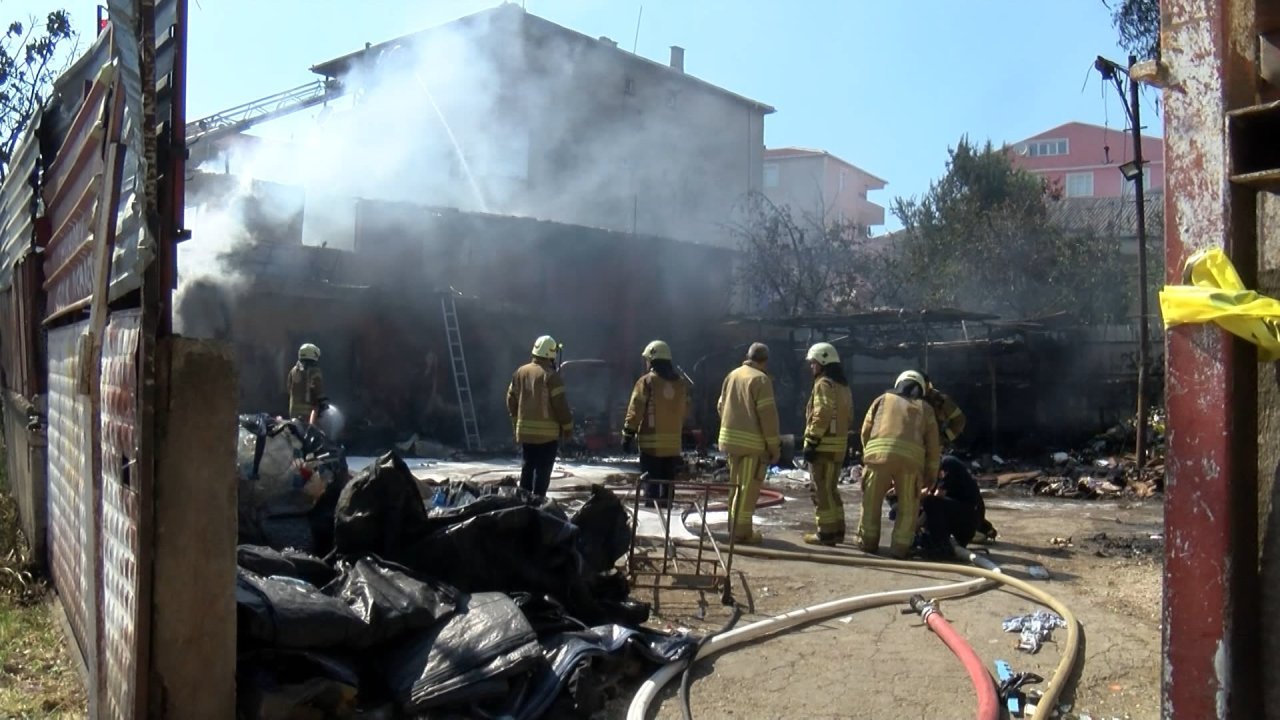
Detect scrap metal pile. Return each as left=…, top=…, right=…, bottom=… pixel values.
left=235, top=418, right=696, bottom=718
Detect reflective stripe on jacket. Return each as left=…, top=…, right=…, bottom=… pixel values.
left=716, top=361, right=781, bottom=457
left=861, top=392, right=940, bottom=479
left=506, top=359, right=572, bottom=443
left=927, top=389, right=966, bottom=443
left=287, top=363, right=324, bottom=418
left=804, top=376, right=853, bottom=456
left=623, top=372, right=688, bottom=457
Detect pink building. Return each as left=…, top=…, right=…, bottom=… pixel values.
left=762, top=147, right=887, bottom=233
left=1008, top=122, right=1163, bottom=199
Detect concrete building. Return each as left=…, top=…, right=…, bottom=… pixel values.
left=761, top=147, right=887, bottom=233
left=307, top=3, right=773, bottom=248
left=1008, top=121, right=1164, bottom=199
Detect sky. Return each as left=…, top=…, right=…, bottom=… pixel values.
left=15, top=0, right=1157, bottom=231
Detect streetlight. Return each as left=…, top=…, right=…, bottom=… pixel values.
left=1096, top=54, right=1152, bottom=472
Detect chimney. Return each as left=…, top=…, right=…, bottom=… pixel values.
left=669, top=45, right=685, bottom=72
left=599, top=36, right=618, bottom=48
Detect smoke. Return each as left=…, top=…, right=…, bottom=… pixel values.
left=176, top=4, right=755, bottom=443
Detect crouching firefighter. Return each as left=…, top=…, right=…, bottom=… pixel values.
left=507, top=335, right=573, bottom=498
left=622, top=340, right=688, bottom=507
left=856, top=370, right=940, bottom=558
left=288, top=343, right=328, bottom=423
left=801, top=343, right=854, bottom=546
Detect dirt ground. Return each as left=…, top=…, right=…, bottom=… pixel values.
left=611, top=483, right=1163, bottom=720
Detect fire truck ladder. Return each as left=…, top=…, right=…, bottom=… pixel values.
left=442, top=293, right=482, bottom=451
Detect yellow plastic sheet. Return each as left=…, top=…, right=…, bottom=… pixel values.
left=1158, top=247, right=1280, bottom=361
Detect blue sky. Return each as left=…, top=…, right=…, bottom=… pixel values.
left=25, top=1, right=1154, bottom=230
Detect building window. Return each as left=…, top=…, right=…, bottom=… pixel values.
left=1026, top=139, right=1069, bottom=157
left=838, top=169, right=848, bottom=192
left=624, top=76, right=635, bottom=96
left=1065, top=172, right=1094, bottom=197
left=1122, top=167, right=1153, bottom=196
left=763, top=163, right=779, bottom=188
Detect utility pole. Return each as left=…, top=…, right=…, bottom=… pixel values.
left=1128, top=54, right=1151, bottom=471
left=1095, top=54, right=1151, bottom=470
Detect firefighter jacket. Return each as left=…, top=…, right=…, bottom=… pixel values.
left=287, top=362, right=325, bottom=419
left=716, top=361, right=781, bottom=459
left=926, top=388, right=966, bottom=443
left=623, top=371, right=688, bottom=457
left=506, top=359, right=573, bottom=444
left=861, top=392, right=941, bottom=480
left=804, top=376, right=854, bottom=456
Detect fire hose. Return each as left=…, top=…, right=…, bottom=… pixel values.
left=904, top=594, right=999, bottom=720
left=627, top=545, right=1080, bottom=720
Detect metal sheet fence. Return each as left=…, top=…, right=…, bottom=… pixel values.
left=45, top=321, right=95, bottom=669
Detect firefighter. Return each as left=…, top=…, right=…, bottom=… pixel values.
left=287, top=343, right=327, bottom=421
left=506, top=335, right=573, bottom=497
left=800, top=342, right=854, bottom=546
left=856, top=370, right=940, bottom=558
left=716, top=342, right=781, bottom=545
left=922, top=373, right=966, bottom=447
left=622, top=340, right=688, bottom=506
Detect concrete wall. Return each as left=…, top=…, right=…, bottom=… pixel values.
left=149, top=337, right=237, bottom=719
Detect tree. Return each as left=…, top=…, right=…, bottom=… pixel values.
left=729, top=193, right=889, bottom=317
left=1105, top=0, right=1160, bottom=61
left=887, top=137, right=1130, bottom=323
left=0, top=10, right=75, bottom=183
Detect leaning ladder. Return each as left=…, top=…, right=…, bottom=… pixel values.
left=442, top=294, right=481, bottom=451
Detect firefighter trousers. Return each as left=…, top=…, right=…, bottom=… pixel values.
left=809, top=454, right=845, bottom=538
left=857, top=455, right=921, bottom=558
left=520, top=441, right=558, bottom=497
left=727, top=453, right=768, bottom=540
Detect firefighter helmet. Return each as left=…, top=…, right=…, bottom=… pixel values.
left=805, top=342, right=839, bottom=366
left=531, top=335, right=560, bottom=359
left=895, top=370, right=926, bottom=391
left=298, top=343, right=321, bottom=362
left=642, top=340, right=672, bottom=361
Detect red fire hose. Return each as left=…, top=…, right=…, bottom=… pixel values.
left=907, top=594, right=999, bottom=720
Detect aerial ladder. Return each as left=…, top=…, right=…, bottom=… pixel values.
left=184, top=78, right=345, bottom=145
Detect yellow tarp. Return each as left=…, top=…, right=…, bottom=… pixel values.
left=1158, top=247, right=1280, bottom=361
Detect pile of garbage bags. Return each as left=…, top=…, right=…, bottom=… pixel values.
left=237, top=451, right=694, bottom=718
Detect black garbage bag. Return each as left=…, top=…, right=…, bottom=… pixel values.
left=327, top=557, right=461, bottom=645
left=492, top=624, right=699, bottom=720
left=385, top=592, right=542, bottom=714
left=570, top=485, right=630, bottom=575
left=237, top=649, right=359, bottom=719
left=402, top=504, right=582, bottom=603
left=237, top=570, right=369, bottom=650
left=238, top=545, right=338, bottom=588
left=332, top=452, right=431, bottom=563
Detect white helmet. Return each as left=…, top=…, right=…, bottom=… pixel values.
left=642, top=340, right=672, bottom=361
left=895, top=370, right=926, bottom=390
left=805, top=342, right=839, bottom=366
left=531, top=335, right=560, bottom=359
left=298, top=343, right=321, bottom=362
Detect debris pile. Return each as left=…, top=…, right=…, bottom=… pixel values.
left=981, top=410, right=1166, bottom=499
left=236, top=452, right=696, bottom=718
left=1003, top=610, right=1067, bottom=654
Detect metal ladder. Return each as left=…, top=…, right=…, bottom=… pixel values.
left=442, top=293, right=481, bottom=451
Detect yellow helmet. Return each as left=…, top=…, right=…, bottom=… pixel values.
left=895, top=370, right=926, bottom=390
left=642, top=340, right=672, bottom=361
left=298, top=343, right=321, bottom=362
left=805, top=342, right=839, bottom=366
left=531, top=335, right=560, bottom=359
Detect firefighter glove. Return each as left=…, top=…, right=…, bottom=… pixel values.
left=622, top=431, right=637, bottom=455
left=802, top=436, right=820, bottom=464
